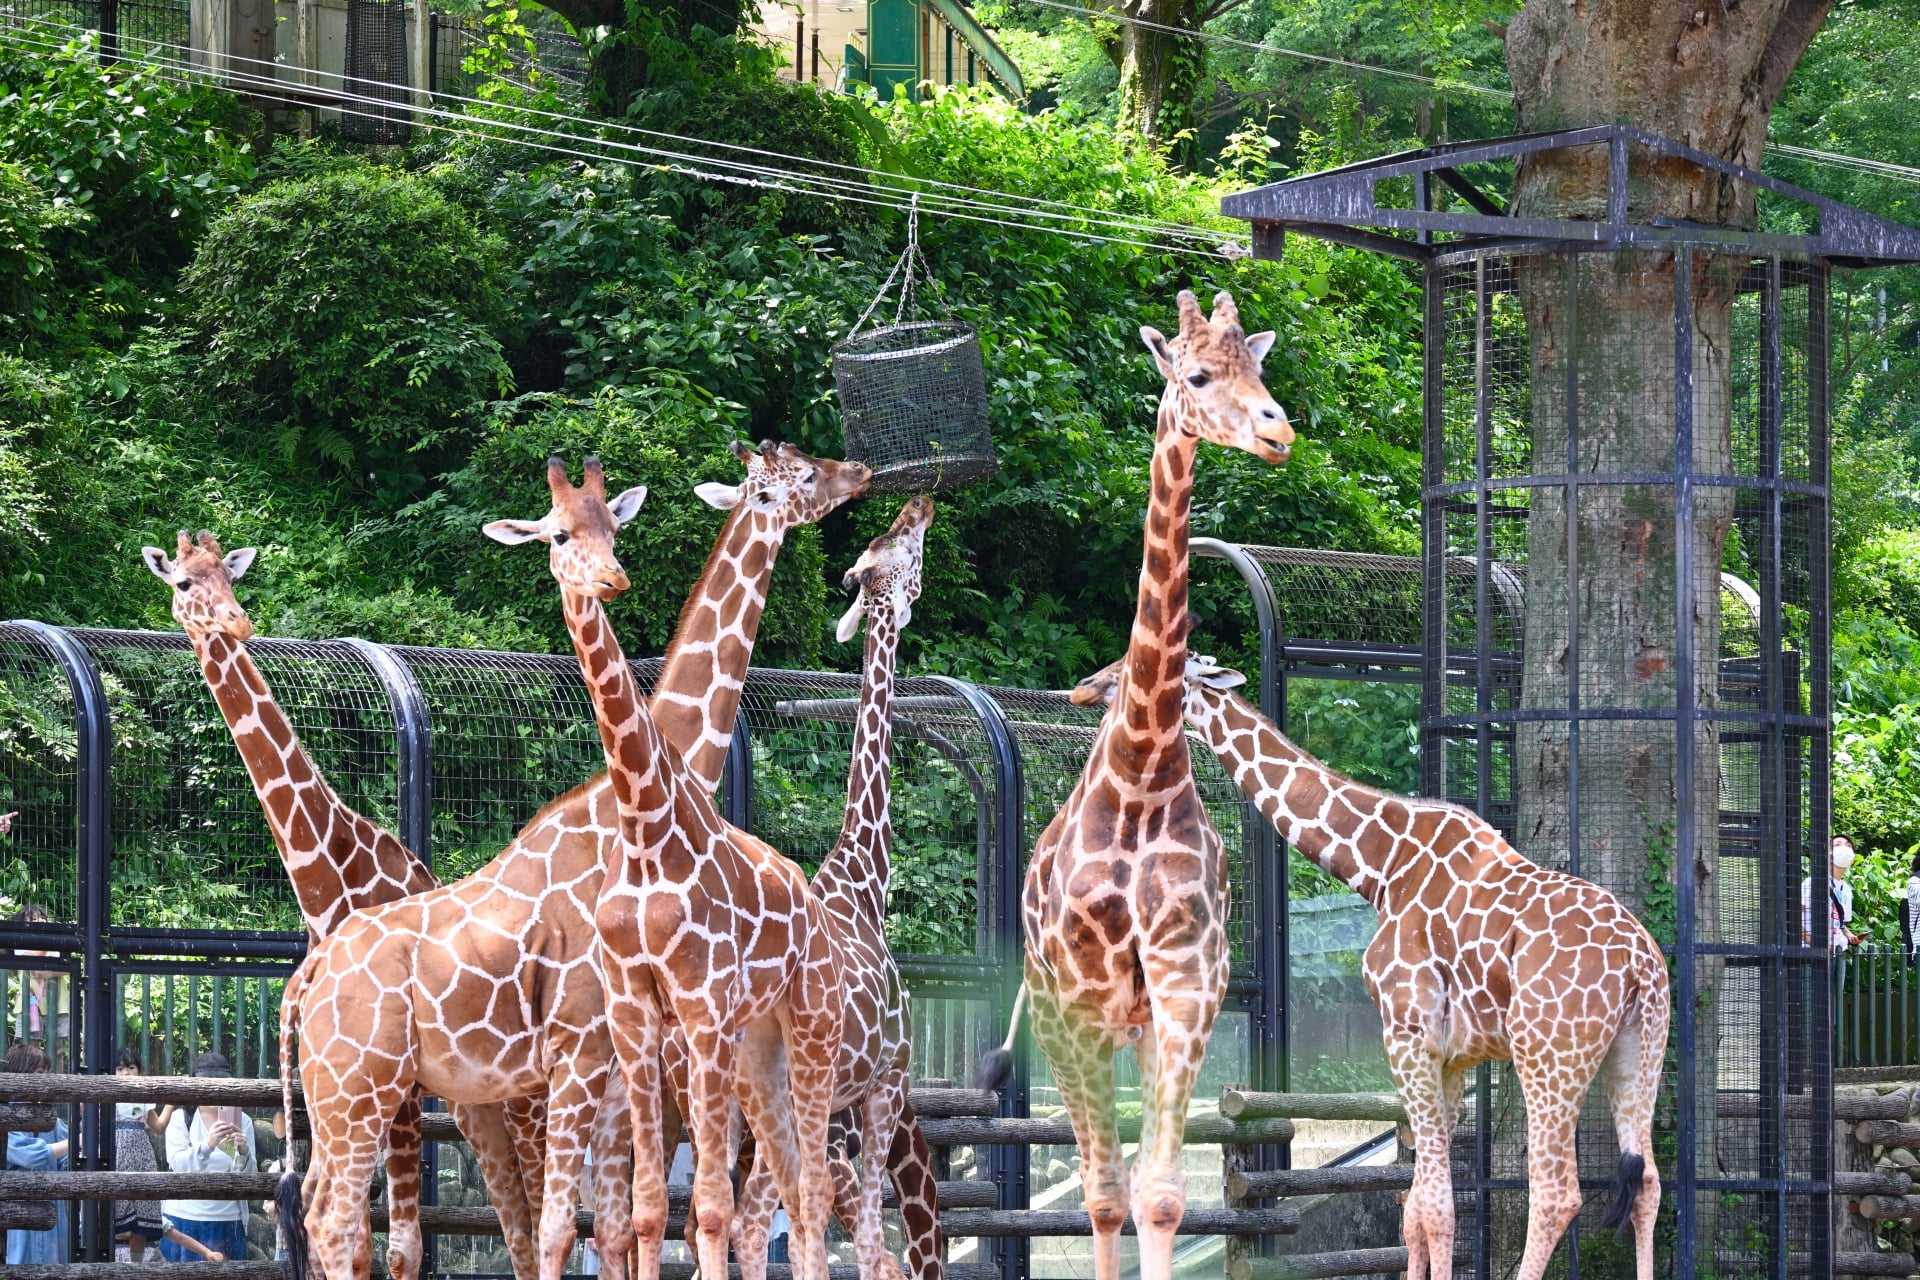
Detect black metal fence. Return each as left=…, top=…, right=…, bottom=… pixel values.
left=1, top=539, right=1437, bottom=1277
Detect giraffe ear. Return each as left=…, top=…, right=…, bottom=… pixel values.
left=1189, top=658, right=1247, bottom=691
left=1140, top=326, right=1176, bottom=379
left=607, top=486, right=648, bottom=526
left=222, top=547, right=258, bottom=581
left=141, top=546, right=177, bottom=581
left=483, top=518, right=548, bottom=546
left=835, top=596, right=866, bottom=644
left=695, top=482, right=744, bottom=510
left=1245, top=331, right=1276, bottom=362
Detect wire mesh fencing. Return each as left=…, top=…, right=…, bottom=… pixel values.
left=1425, top=247, right=1831, bottom=1279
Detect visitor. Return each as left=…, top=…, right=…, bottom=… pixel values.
left=258, top=1109, right=290, bottom=1265
left=4, top=1042, right=70, bottom=1265
left=1903, top=847, right=1920, bottom=957
left=112, top=1047, right=171, bottom=1263
left=161, top=1051, right=256, bottom=1264
left=1803, top=837, right=1861, bottom=953
left=9, top=906, right=71, bottom=1070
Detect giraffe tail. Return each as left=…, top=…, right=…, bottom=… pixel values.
left=1599, top=1152, right=1645, bottom=1242
left=973, top=983, right=1026, bottom=1094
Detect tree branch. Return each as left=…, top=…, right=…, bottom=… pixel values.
left=1756, top=0, right=1834, bottom=110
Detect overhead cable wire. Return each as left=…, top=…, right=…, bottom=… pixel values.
left=0, top=13, right=1244, bottom=251
left=0, top=19, right=1241, bottom=257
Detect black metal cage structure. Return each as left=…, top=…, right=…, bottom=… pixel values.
left=1222, top=126, right=1920, bottom=1279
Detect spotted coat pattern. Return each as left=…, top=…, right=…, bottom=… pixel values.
left=142, top=530, right=541, bottom=1280
left=1078, top=655, right=1669, bottom=1280
left=1019, top=290, right=1293, bottom=1280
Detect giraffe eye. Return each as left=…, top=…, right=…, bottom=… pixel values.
left=173, top=579, right=189, bottom=592
left=553, top=531, right=570, bottom=545
left=1187, top=371, right=1211, bottom=389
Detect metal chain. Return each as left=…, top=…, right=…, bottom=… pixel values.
left=848, top=193, right=953, bottom=340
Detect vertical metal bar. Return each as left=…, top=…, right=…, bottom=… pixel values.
left=9, top=621, right=111, bottom=1257
left=141, top=974, right=151, bottom=1070
left=1564, top=254, right=1582, bottom=882
left=1472, top=253, right=1495, bottom=1280
left=1759, top=254, right=1787, bottom=1280
left=1607, top=133, right=1629, bottom=229
left=189, top=972, right=199, bottom=1058
left=212, top=974, right=224, bottom=1062
left=722, top=709, right=754, bottom=833
left=1193, top=538, right=1287, bottom=1186
left=258, top=974, right=271, bottom=1079
left=926, top=675, right=1027, bottom=1280
left=1420, top=259, right=1449, bottom=803
left=341, top=639, right=434, bottom=870
left=1809, top=258, right=1835, bottom=1280
left=1673, top=244, right=1699, bottom=1280
left=163, top=975, right=174, bottom=1074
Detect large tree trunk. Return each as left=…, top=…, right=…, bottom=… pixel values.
left=1493, top=0, right=1830, bottom=1262
left=1094, top=0, right=1204, bottom=149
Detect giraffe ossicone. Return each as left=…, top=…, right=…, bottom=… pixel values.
left=1074, top=652, right=1669, bottom=1280
left=1013, top=288, right=1292, bottom=1280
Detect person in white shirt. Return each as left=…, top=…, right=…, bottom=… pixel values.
left=1803, top=837, right=1861, bottom=952
left=162, top=1052, right=257, bottom=1263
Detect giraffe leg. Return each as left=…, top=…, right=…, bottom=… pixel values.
left=450, top=1100, right=541, bottom=1280
left=534, top=1047, right=605, bottom=1280
left=1603, top=978, right=1667, bottom=1280
left=383, top=1096, right=424, bottom=1280
left=855, top=1071, right=911, bottom=1280
left=1509, top=1032, right=1608, bottom=1280
left=781, top=935, right=845, bottom=1280
left=588, top=1067, right=636, bottom=1280
left=604, top=967, right=670, bottom=1280
left=828, top=1110, right=863, bottom=1236
left=1029, top=991, right=1123, bottom=1280
left=1129, top=978, right=1221, bottom=1280
left=886, top=1103, right=944, bottom=1280
left=732, top=1148, right=780, bottom=1280
left=308, top=1097, right=406, bottom=1280
left=1381, top=1031, right=1455, bottom=1280
left=506, top=1095, right=551, bottom=1229
left=680, top=1019, right=740, bottom=1280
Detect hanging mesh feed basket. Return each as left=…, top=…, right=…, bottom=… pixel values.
left=832, top=198, right=997, bottom=495
left=833, top=320, right=996, bottom=495
left=341, top=0, right=412, bottom=144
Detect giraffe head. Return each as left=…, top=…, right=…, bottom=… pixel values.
left=481, top=457, right=648, bottom=599
left=1069, top=651, right=1246, bottom=709
left=1140, top=289, right=1293, bottom=464
left=141, top=530, right=260, bottom=642
left=693, top=440, right=873, bottom=529
left=834, top=495, right=934, bottom=643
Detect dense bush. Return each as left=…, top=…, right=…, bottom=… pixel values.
left=181, top=168, right=513, bottom=497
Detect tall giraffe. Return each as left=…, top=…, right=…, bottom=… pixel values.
left=277, top=441, right=871, bottom=1280
left=140, top=530, right=540, bottom=1280
left=1070, top=654, right=1668, bottom=1280
left=485, top=458, right=842, bottom=1280
left=1013, top=289, right=1292, bottom=1280
left=730, top=495, right=936, bottom=1280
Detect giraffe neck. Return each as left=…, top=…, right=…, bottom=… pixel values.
left=650, top=506, right=782, bottom=796
left=561, top=589, right=676, bottom=850
left=1107, top=391, right=1199, bottom=787
left=823, top=607, right=901, bottom=917
left=188, top=632, right=432, bottom=938
left=1184, top=685, right=1405, bottom=909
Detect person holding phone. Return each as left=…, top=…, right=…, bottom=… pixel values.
left=162, top=1052, right=256, bottom=1263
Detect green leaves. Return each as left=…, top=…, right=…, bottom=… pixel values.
left=181, top=166, right=512, bottom=498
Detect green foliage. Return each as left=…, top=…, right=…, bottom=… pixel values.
left=0, top=24, right=257, bottom=351
left=408, top=385, right=831, bottom=664
left=181, top=168, right=513, bottom=494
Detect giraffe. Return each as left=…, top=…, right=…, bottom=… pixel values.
left=485, top=457, right=843, bottom=1280
left=277, top=440, right=872, bottom=1280
left=727, top=495, right=936, bottom=1280
left=1010, top=289, right=1292, bottom=1280
left=1069, top=653, right=1669, bottom=1280
left=139, top=530, right=541, bottom=1280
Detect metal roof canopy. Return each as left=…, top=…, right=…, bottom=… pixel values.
left=1219, top=124, right=1920, bottom=268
